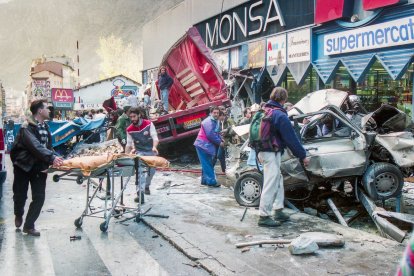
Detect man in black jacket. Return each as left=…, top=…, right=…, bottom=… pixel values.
left=10, top=99, right=63, bottom=236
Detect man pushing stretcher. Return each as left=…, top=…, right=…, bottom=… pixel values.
left=125, top=107, right=159, bottom=204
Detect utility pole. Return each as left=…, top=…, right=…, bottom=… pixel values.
left=0, top=81, right=5, bottom=119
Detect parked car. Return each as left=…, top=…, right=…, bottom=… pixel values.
left=234, top=89, right=413, bottom=206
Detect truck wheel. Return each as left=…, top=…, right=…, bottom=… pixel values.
left=234, top=172, right=263, bottom=207
left=362, top=162, right=404, bottom=200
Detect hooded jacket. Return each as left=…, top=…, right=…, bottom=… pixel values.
left=265, top=100, right=306, bottom=160
left=10, top=116, right=56, bottom=172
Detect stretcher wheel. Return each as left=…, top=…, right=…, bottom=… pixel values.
left=76, top=176, right=84, bottom=185
left=53, top=175, right=60, bottom=182
left=135, top=215, right=141, bottom=223
left=74, top=217, right=83, bottom=228
left=100, top=222, right=108, bottom=232
left=114, top=209, right=122, bottom=219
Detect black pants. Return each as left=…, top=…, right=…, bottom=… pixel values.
left=13, top=165, right=47, bottom=229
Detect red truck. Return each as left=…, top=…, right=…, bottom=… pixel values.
left=152, top=27, right=230, bottom=144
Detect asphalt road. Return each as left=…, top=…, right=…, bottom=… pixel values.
left=0, top=157, right=209, bottom=276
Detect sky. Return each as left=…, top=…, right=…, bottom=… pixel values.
left=0, top=0, right=183, bottom=94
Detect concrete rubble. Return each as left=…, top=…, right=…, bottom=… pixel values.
left=139, top=170, right=405, bottom=275
left=288, top=236, right=319, bottom=255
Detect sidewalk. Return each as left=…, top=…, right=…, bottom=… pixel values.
left=143, top=170, right=405, bottom=276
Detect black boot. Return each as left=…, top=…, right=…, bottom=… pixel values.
left=134, top=192, right=145, bottom=204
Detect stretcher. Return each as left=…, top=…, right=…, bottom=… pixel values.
left=49, top=155, right=169, bottom=232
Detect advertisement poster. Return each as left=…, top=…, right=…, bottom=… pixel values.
left=267, top=34, right=286, bottom=66
left=287, top=28, right=311, bottom=63
left=248, top=40, right=266, bottom=68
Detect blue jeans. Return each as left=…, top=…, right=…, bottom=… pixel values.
left=213, top=146, right=226, bottom=173
left=195, top=146, right=217, bottom=185
left=136, top=151, right=156, bottom=192
left=161, top=88, right=169, bottom=112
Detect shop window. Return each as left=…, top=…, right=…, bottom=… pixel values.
left=284, top=68, right=318, bottom=105
left=356, top=61, right=413, bottom=116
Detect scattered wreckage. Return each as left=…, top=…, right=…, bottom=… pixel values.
left=230, top=89, right=414, bottom=242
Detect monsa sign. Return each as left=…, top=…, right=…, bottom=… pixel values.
left=194, top=0, right=314, bottom=50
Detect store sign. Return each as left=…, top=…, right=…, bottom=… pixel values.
left=248, top=40, right=266, bottom=68
left=324, top=16, right=414, bottom=55
left=195, top=0, right=314, bottom=50
left=267, top=34, right=286, bottom=66
left=203, top=0, right=284, bottom=48
left=287, top=28, right=311, bottom=63
left=51, top=88, right=74, bottom=109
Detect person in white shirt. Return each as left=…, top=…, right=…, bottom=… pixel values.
left=94, top=109, right=106, bottom=119
left=126, top=91, right=139, bottom=108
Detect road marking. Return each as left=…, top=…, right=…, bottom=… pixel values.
left=84, top=222, right=169, bottom=276
left=0, top=228, right=55, bottom=276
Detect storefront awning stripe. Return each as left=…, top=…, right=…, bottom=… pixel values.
left=312, top=59, right=340, bottom=84
left=341, top=54, right=376, bottom=83
left=287, top=62, right=311, bottom=85
left=376, top=48, right=414, bottom=80
left=266, top=64, right=287, bottom=86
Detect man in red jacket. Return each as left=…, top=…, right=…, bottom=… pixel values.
left=125, top=107, right=159, bottom=203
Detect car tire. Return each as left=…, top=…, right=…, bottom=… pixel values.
left=234, top=172, right=263, bottom=207
left=362, top=162, right=404, bottom=200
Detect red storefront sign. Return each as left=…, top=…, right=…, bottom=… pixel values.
left=315, top=0, right=407, bottom=24
left=51, top=88, right=74, bottom=109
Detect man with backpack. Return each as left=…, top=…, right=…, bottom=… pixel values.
left=249, top=87, right=310, bottom=227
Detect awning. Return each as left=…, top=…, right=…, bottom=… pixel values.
left=312, top=58, right=341, bottom=84
left=266, top=64, right=287, bottom=86
left=376, top=48, right=414, bottom=80
left=313, top=47, right=414, bottom=84
left=341, top=53, right=376, bottom=83
left=287, top=61, right=312, bottom=85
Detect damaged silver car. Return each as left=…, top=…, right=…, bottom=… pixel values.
left=234, top=89, right=414, bottom=207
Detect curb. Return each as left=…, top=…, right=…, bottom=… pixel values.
left=142, top=217, right=236, bottom=276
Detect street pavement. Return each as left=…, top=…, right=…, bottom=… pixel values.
left=0, top=156, right=407, bottom=276
left=0, top=157, right=208, bottom=276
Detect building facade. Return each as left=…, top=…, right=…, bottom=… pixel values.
left=312, top=0, right=414, bottom=116
left=142, top=0, right=414, bottom=118
left=73, top=75, right=141, bottom=110
left=25, top=56, right=77, bottom=118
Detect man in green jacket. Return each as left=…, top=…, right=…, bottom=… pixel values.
left=115, top=106, right=131, bottom=152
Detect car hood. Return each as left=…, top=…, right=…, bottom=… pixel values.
left=288, top=89, right=348, bottom=117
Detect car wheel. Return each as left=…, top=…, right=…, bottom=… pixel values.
left=234, top=172, right=263, bottom=207
left=362, top=162, right=404, bottom=200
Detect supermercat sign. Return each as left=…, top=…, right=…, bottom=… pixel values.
left=324, top=16, right=414, bottom=55
left=194, top=0, right=314, bottom=50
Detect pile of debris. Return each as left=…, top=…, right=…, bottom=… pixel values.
left=67, top=139, right=123, bottom=158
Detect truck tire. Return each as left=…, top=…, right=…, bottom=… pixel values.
left=362, top=162, right=404, bottom=200
left=234, top=172, right=263, bottom=207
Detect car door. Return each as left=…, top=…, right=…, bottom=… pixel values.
left=300, top=109, right=367, bottom=178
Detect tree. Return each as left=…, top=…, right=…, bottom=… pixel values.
left=96, top=35, right=141, bottom=82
